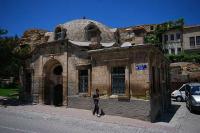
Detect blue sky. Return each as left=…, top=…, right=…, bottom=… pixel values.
left=1, top=0, right=200, bottom=36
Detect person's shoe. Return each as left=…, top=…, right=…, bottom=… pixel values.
left=97, top=114, right=101, bottom=117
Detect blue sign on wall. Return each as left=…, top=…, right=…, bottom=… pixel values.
left=136, top=64, right=147, bottom=70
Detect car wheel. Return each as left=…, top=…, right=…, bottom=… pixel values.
left=189, top=104, right=193, bottom=113
left=176, top=96, right=182, bottom=102
left=186, top=100, right=189, bottom=108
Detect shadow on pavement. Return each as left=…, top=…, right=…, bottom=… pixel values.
left=0, top=98, right=32, bottom=107
left=191, top=110, right=200, bottom=115
left=155, top=103, right=181, bottom=123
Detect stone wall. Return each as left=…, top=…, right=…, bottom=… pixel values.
left=20, top=29, right=48, bottom=51
left=92, top=65, right=110, bottom=95
left=148, top=50, right=171, bottom=122
left=90, top=47, right=150, bottom=98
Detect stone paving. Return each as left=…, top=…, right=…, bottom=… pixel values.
left=0, top=104, right=177, bottom=133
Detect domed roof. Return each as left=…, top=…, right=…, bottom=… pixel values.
left=56, top=19, right=116, bottom=43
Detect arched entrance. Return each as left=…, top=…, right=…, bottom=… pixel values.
left=43, top=59, right=63, bottom=106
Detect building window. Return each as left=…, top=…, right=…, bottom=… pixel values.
left=111, top=67, right=125, bottom=94
left=170, top=34, right=174, bottom=41
left=79, top=70, right=88, bottom=93
left=150, top=26, right=154, bottom=31
left=171, top=48, right=175, bottom=54
left=164, top=35, right=168, bottom=43
left=190, top=37, right=195, bottom=47
left=176, top=33, right=181, bottom=40
left=165, top=49, right=169, bottom=54
left=196, top=36, right=200, bottom=45
left=177, top=48, right=182, bottom=53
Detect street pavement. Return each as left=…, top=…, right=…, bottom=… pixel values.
left=169, top=101, right=200, bottom=133
left=0, top=101, right=199, bottom=133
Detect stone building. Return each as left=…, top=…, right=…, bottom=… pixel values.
left=160, top=25, right=200, bottom=55
left=20, top=19, right=170, bottom=122
left=183, top=25, right=200, bottom=53
left=118, top=26, right=147, bottom=45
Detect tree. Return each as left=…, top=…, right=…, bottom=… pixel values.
left=166, top=53, right=200, bottom=63
left=0, top=29, right=21, bottom=79
left=0, top=28, right=8, bottom=37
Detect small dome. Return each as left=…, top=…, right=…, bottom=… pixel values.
left=56, top=19, right=116, bottom=43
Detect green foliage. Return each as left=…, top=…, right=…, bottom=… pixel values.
left=0, top=28, right=8, bottom=36
left=144, top=34, right=159, bottom=44
left=14, top=44, right=31, bottom=58
left=0, top=29, right=31, bottom=80
left=0, top=87, right=19, bottom=99
left=166, top=53, right=200, bottom=63
left=0, top=29, right=21, bottom=79
left=144, top=18, right=184, bottom=46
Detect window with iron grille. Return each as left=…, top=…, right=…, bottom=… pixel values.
left=178, top=48, right=182, bottom=53
left=176, top=33, right=181, bottom=40
left=79, top=70, right=88, bottom=93
left=171, top=48, right=175, bottom=54
left=170, top=34, right=174, bottom=41
left=196, top=36, right=200, bottom=45
left=111, top=67, right=125, bottom=94
left=190, top=37, right=195, bottom=47
left=164, top=35, right=168, bottom=43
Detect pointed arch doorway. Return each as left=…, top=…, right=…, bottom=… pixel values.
left=43, top=59, right=63, bottom=106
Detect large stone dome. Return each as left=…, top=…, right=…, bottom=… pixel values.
left=56, top=19, right=116, bottom=43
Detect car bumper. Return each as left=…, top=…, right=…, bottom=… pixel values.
left=191, top=104, right=200, bottom=111
left=171, top=95, right=176, bottom=99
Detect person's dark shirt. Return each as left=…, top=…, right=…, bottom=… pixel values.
left=93, top=93, right=99, bottom=104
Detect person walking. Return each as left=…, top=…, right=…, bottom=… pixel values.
left=93, top=89, right=100, bottom=117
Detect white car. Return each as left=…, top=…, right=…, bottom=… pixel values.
left=171, top=84, right=186, bottom=102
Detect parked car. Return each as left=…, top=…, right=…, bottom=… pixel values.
left=185, top=83, right=200, bottom=112
left=171, top=84, right=186, bottom=102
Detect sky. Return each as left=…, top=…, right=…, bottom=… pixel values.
left=1, top=0, right=200, bottom=37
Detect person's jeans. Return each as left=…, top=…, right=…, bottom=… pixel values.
left=93, top=103, right=99, bottom=115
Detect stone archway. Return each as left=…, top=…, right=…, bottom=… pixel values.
left=43, top=59, right=63, bottom=106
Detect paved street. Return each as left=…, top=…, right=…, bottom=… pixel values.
left=169, top=101, right=200, bottom=133
left=0, top=101, right=199, bottom=133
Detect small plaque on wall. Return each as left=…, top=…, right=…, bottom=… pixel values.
left=136, top=64, right=147, bottom=71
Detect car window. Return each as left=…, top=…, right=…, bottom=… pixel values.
left=191, top=86, right=200, bottom=95
left=179, top=86, right=185, bottom=91
left=185, top=85, right=190, bottom=93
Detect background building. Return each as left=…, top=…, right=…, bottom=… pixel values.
left=183, top=25, right=200, bottom=53
left=162, top=29, right=182, bottom=55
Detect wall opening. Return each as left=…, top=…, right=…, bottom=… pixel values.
left=53, top=84, right=63, bottom=106
left=43, top=59, right=63, bottom=106
left=111, top=67, right=125, bottom=94
left=85, top=23, right=101, bottom=42
left=53, top=65, right=63, bottom=75
left=79, top=70, right=88, bottom=93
